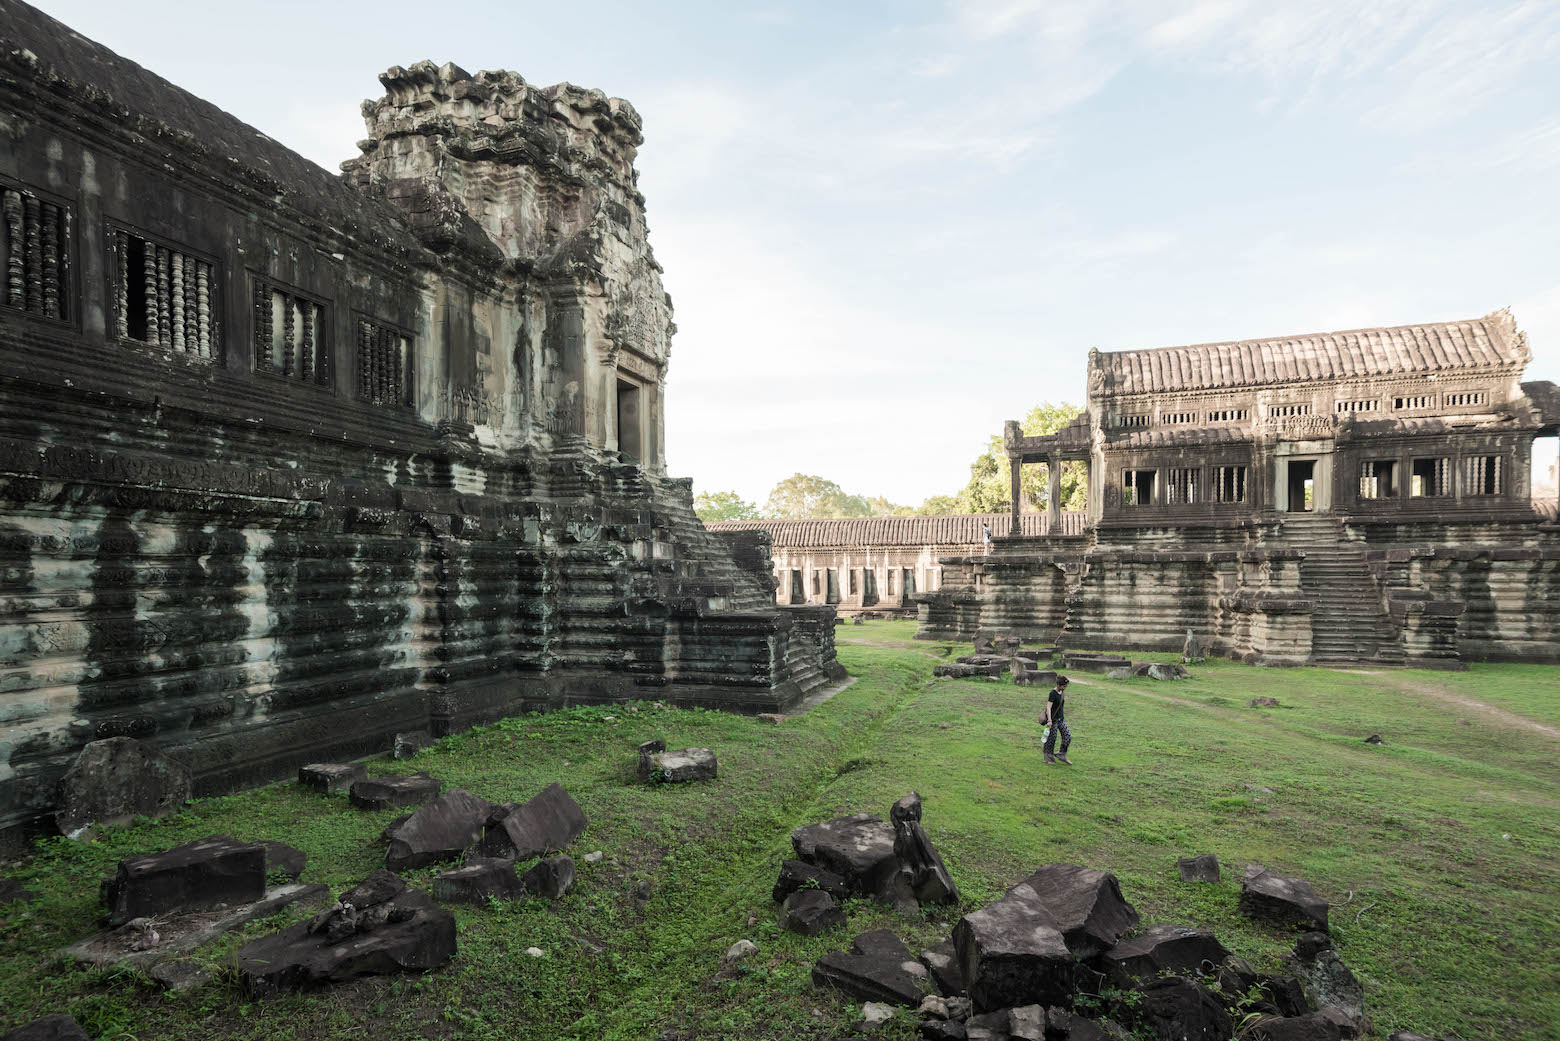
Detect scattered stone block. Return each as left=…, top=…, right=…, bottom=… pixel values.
left=1249, top=698, right=1281, bottom=708
left=919, top=938, right=968, bottom=997
left=636, top=739, right=666, bottom=779
left=923, top=1022, right=969, bottom=1041
left=968, top=1005, right=1046, bottom=1040
left=1363, top=734, right=1384, bottom=745
left=1132, top=977, right=1234, bottom=1041
left=723, top=939, right=758, bottom=966
left=583, top=850, right=604, bottom=865
left=349, top=772, right=443, bottom=811
left=1105, top=924, right=1231, bottom=984
left=1247, top=1013, right=1344, bottom=1041
left=1057, top=653, right=1132, bottom=674
left=148, top=960, right=214, bottom=992
left=477, top=782, right=587, bottom=861
left=54, top=737, right=192, bottom=837
left=862, top=1001, right=894, bottom=1027
left=102, top=834, right=266, bottom=926
left=791, top=813, right=900, bottom=897
left=772, top=858, right=849, bottom=904
left=298, top=762, right=367, bottom=793
left=432, top=857, right=526, bottom=903
left=756, top=713, right=786, bottom=725
left=782, top=889, right=844, bottom=936
left=1283, top=933, right=1363, bottom=1034
left=934, top=661, right=1008, bottom=679
left=1259, top=974, right=1311, bottom=1017
left=889, top=791, right=959, bottom=906
left=384, top=788, right=497, bottom=872
left=954, top=881, right=1075, bottom=1012
left=1214, top=955, right=1261, bottom=1005
left=1017, top=863, right=1140, bottom=958
left=1010, top=658, right=1058, bottom=687
left=0, top=1015, right=89, bottom=1041
left=261, top=841, right=307, bottom=881
left=1133, top=662, right=1189, bottom=681
left=393, top=729, right=435, bottom=759
left=1177, top=854, right=1220, bottom=883
left=1240, top=865, right=1329, bottom=932
left=812, top=929, right=927, bottom=1006
left=1183, top=630, right=1206, bottom=663
left=236, top=875, right=455, bottom=996
left=1105, top=667, right=1135, bottom=679
left=522, top=855, right=576, bottom=899
left=645, top=746, right=718, bottom=783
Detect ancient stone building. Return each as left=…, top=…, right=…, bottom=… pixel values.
left=707, top=513, right=1083, bottom=617
left=919, top=313, right=1560, bottom=665
left=0, top=2, right=841, bottom=845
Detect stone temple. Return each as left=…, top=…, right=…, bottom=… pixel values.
left=0, top=1, right=842, bottom=845
left=916, top=313, right=1560, bottom=665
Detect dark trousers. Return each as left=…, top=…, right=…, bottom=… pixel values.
left=1044, top=719, right=1071, bottom=755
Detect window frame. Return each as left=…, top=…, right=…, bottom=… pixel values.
left=107, top=218, right=222, bottom=360
left=1409, top=456, right=1451, bottom=498
left=353, top=310, right=416, bottom=409
left=249, top=271, right=334, bottom=392
left=0, top=173, right=77, bottom=328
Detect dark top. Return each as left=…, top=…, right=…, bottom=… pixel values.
left=1047, top=688, right=1066, bottom=724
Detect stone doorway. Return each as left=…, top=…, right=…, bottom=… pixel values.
left=1286, top=459, right=1316, bottom=512
left=616, top=377, right=643, bottom=463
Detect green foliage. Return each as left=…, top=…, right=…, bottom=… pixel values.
left=693, top=490, right=760, bottom=522
left=762, top=473, right=891, bottom=519
left=953, top=402, right=1087, bottom=514
left=0, top=624, right=1554, bottom=1040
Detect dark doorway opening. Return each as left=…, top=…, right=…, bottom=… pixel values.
left=616, top=378, right=642, bottom=463
left=1287, top=460, right=1315, bottom=512
left=789, top=569, right=804, bottom=605
left=902, top=568, right=916, bottom=597
left=825, top=569, right=840, bottom=604
left=862, top=568, right=879, bottom=606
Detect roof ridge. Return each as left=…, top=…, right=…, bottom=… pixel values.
left=1094, top=313, right=1509, bottom=360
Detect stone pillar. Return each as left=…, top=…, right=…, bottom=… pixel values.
left=1009, top=455, right=1022, bottom=536
left=1047, top=455, right=1061, bottom=535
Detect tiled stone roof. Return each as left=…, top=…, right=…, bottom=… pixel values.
left=1093, top=311, right=1527, bottom=396
left=706, top=512, right=1085, bottom=548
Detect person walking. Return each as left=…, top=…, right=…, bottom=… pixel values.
left=1042, top=675, right=1072, bottom=765
left=982, top=522, right=993, bottom=553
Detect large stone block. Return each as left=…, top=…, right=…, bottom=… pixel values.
left=349, top=772, right=444, bottom=811
left=954, top=881, right=1074, bottom=1012
left=0, top=1015, right=89, bottom=1041
left=791, top=813, right=899, bottom=897
left=476, top=782, right=587, bottom=861
left=1017, top=864, right=1140, bottom=958
left=102, top=835, right=266, bottom=926
left=812, top=929, right=927, bottom=1006
left=54, top=738, right=192, bottom=837
left=1132, top=977, right=1234, bottom=1041
left=384, top=788, right=497, bottom=872
left=1240, top=865, right=1329, bottom=932
left=1105, top=924, right=1231, bottom=984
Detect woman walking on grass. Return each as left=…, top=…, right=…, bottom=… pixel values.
left=1042, top=674, right=1072, bottom=765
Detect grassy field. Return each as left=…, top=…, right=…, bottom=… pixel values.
left=1, top=619, right=1556, bottom=1040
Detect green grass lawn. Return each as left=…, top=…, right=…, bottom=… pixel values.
left=2, top=619, right=1556, bottom=1040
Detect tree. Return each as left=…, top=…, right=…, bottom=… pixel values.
left=915, top=494, right=959, bottom=515
left=693, top=489, right=760, bottom=522
left=954, top=402, right=1087, bottom=514
left=762, top=474, right=873, bottom=519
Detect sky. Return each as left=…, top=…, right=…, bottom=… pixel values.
left=33, top=0, right=1560, bottom=507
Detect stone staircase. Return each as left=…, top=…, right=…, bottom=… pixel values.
left=1280, top=513, right=1389, bottom=664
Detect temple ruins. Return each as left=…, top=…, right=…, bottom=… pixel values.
left=915, top=312, right=1560, bottom=665
left=0, top=1, right=842, bottom=846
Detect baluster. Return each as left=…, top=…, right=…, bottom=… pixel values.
left=114, top=230, right=129, bottom=339
left=40, top=202, right=59, bottom=319
left=170, top=252, right=185, bottom=352
left=195, top=262, right=211, bottom=357
left=155, top=247, right=171, bottom=346
left=183, top=254, right=198, bottom=351
left=357, top=320, right=371, bottom=399
left=254, top=280, right=272, bottom=370
left=392, top=335, right=404, bottom=405
left=23, top=195, right=41, bottom=312
left=300, top=302, right=314, bottom=382
left=3, top=190, right=22, bottom=309
left=144, top=237, right=158, bottom=344
left=282, top=293, right=295, bottom=376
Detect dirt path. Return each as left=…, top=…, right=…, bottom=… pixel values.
left=1367, top=672, right=1560, bottom=741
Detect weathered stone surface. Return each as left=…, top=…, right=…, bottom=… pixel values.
left=298, top=763, right=367, bottom=793
left=1259, top=975, right=1311, bottom=1017
left=954, top=881, right=1074, bottom=1012
left=1183, top=630, right=1206, bottom=663
left=54, top=738, right=192, bottom=837
left=1132, top=978, right=1234, bottom=1041
left=1241, top=865, right=1329, bottom=931
left=102, top=834, right=266, bottom=926
left=476, top=783, right=587, bottom=861
left=1010, top=658, right=1058, bottom=687
left=1105, top=924, right=1231, bottom=984
left=1214, top=955, right=1261, bottom=1006
left=261, top=841, right=307, bottom=881
left=384, top=788, right=496, bottom=872
left=0, top=1015, right=89, bottom=1041
left=791, top=813, right=900, bottom=897
left=522, top=855, right=576, bottom=899
left=772, top=858, right=849, bottom=904
left=636, top=739, right=666, bottom=780
left=148, top=959, right=215, bottom=992
left=1133, top=662, right=1189, bottom=681
left=431, top=857, right=526, bottom=903
left=934, top=661, right=1008, bottom=679
left=1178, top=854, right=1221, bottom=883
left=723, top=939, right=758, bottom=966
left=1247, top=1014, right=1344, bottom=1041
left=969, top=1004, right=1046, bottom=1040
left=340, top=868, right=407, bottom=910
left=1283, top=934, right=1363, bottom=1032
left=1249, top=698, right=1281, bottom=708
left=393, top=730, right=434, bottom=759
left=645, top=747, right=718, bottom=783
left=782, top=889, right=844, bottom=936
left=890, top=794, right=959, bottom=906
left=236, top=884, right=455, bottom=996
left=812, top=929, right=927, bottom=1006
left=1017, top=864, right=1140, bottom=958
left=349, top=773, right=443, bottom=811
left=1058, top=653, right=1132, bottom=674
left=920, top=938, right=968, bottom=997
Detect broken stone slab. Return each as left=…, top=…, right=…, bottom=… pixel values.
left=261, top=841, right=307, bottom=882
left=298, top=762, right=368, bottom=793
left=393, top=729, right=435, bottom=759
left=645, top=746, right=718, bottom=783
left=1282, top=933, right=1363, bottom=1033
left=1016, top=864, right=1140, bottom=958
left=1131, top=977, right=1234, bottom=1041
left=954, top=880, right=1074, bottom=1012
left=956, top=654, right=1015, bottom=667
left=812, top=929, right=927, bottom=1006
left=102, top=834, right=267, bottom=926
left=1183, top=630, right=1206, bottom=663
left=934, top=662, right=1009, bottom=679
left=65, top=881, right=329, bottom=972
left=890, top=792, right=959, bottom=906
left=1214, top=955, right=1261, bottom=1006
left=1105, top=667, right=1135, bottom=680
left=1177, top=854, right=1221, bottom=883
left=1133, top=662, right=1189, bottom=681
left=148, top=960, right=214, bottom=992
left=431, top=856, right=526, bottom=903
left=1258, top=974, right=1311, bottom=1017
left=0, top=1016, right=90, bottom=1041
left=522, top=854, right=576, bottom=899
left=1057, top=653, right=1131, bottom=674
left=1240, top=865, right=1329, bottom=932
left=791, top=813, right=900, bottom=897
left=1249, top=697, right=1281, bottom=708
left=1010, top=658, right=1058, bottom=687
left=349, top=772, right=443, bottom=811
left=384, top=788, right=497, bottom=872
left=476, top=782, right=587, bottom=861
left=772, top=858, right=849, bottom=904
left=1246, top=1013, right=1345, bottom=1041
left=235, top=884, right=456, bottom=997
left=782, top=889, right=844, bottom=936
left=636, top=739, right=666, bottom=779
left=54, top=737, right=193, bottom=838
left=968, top=1004, right=1046, bottom=1040
left=1105, top=924, right=1231, bottom=984
left=920, top=938, right=968, bottom=997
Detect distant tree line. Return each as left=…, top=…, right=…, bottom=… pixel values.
left=694, top=402, right=1088, bottom=522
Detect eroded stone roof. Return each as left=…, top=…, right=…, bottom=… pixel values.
left=706, top=512, right=1086, bottom=548
left=1093, top=311, right=1528, bottom=397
